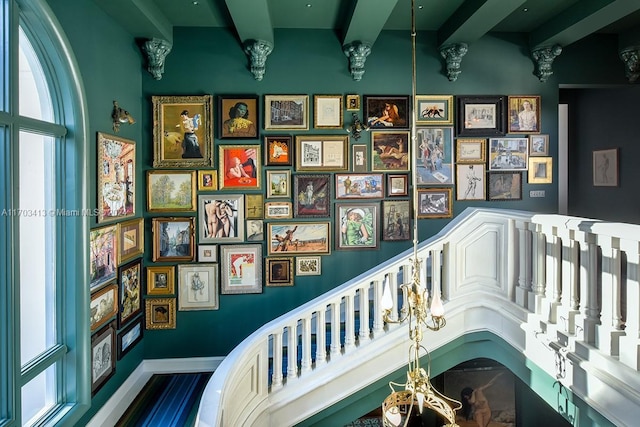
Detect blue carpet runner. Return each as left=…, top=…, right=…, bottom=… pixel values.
left=115, top=372, right=212, bottom=427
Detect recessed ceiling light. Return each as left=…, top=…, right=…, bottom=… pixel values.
left=306, top=4, right=312, bottom=7
left=522, top=8, right=528, bottom=12
left=192, top=1, right=199, bottom=5
left=418, top=5, right=424, bottom=9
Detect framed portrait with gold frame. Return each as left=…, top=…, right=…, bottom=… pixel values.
left=346, top=94, right=360, bottom=111
left=198, top=170, right=218, bottom=191
left=146, top=265, right=175, bottom=296
left=508, top=95, right=541, bottom=134
left=145, top=298, right=176, bottom=330
left=266, top=257, right=294, bottom=287
left=217, top=95, right=259, bottom=139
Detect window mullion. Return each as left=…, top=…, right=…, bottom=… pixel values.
left=19, top=344, right=66, bottom=386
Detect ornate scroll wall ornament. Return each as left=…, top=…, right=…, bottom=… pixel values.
left=141, top=38, right=172, bottom=80
left=531, top=44, right=563, bottom=82
left=244, top=40, right=273, bottom=81
left=439, top=43, right=468, bottom=82
left=619, top=46, right=640, bottom=83
left=342, top=42, right=371, bottom=81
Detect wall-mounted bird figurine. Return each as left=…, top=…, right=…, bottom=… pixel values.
left=111, top=100, right=135, bottom=132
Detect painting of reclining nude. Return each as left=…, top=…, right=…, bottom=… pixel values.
left=371, top=131, right=410, bottom=172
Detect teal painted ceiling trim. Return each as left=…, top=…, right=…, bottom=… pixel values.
left=226, top=0, right=273, bottom=44
left=94, top=0, right=173, bottom=42
left=343, top=0, right=398, bottom=47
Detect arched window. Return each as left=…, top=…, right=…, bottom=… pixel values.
left=1, top=0, right=89, bottom=425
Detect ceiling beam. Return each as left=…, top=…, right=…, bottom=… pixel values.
left=437, top=0, right=527, bottom=47
left=94, top=0, right=173, bottom=42
left=343, top=0, right=399, bottom=47
left=225, top=0, right=273, bottom=44
left=530, top=0, right=640, bottom=49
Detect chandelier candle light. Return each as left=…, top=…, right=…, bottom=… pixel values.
left=380, top=0, right=461, bottom=426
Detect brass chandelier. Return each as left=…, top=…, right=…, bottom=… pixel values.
left=379, top=0, right=461, bottom=425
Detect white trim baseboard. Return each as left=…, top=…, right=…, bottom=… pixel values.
left=87, top=356, right=224, bottom=427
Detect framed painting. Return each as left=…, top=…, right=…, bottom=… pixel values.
left=382, top=200, right=411, bottom=241
left=198, top=245, right=218, bottom=262
left=118, top=258, right=142, bottom=328
left=90, top=284, right=118, bottom=332
left=387, top=174, right=408, bottom=197
left=264, top=135, right=293, bottom=166
left=295, top=135, right=348, bottom=171
left=593, top=148, right=618, bottom=187
left=415, top=95, right=454, bottom=125
left=147, top=170, right=196, bottom=212
left=266, top=257, right=294, bottom=287
left=417, top=188, right=453, bottom=219
left=219, top=145, right=261, bottom=190
left=152, top=94, right=213, bottom=168
left=245, top=194, right=264, bottom=219
left=335, top=203, right=379, bottom=250
left=91, top=321, right=116, bottom=396
left=488, top=171, right=522, bottom=200
left=198, top=170, right=218, bottom=191
left=508, top=95, right=541, bottom=134
left=117, top=316, right=143, bottom=360
left=371, top=131, right=410, bottom=172
left=267, top=222, right=331, bottom=255
left=246, top=219, right=264, bottom=241
left=456, top=163, right=486, bottom=201
left=335, top=173, right=384, bottom=199
left=151, top=217, right=195, bottom=262
left=220, top=244, right=263, bottom=294
left=456, top=95, right=506, bottom=137
left=146, top=265, right=175, bottom=296
left=266, top=169, right=291, bottom=198
left=97, top=132, right=135, bottom=223
left=145, top=298, right=176, bottom=330
left=416, top=127, right=454, bottom=185
left=529, top=134, right=549, bottom=156
left=264, top=94, right=309, bottom=130
left=352, top=144, right=368, bottom=172
left=90, top=224, right=118, bottom=291
left=198, top=194, right=244, bottom=243
left=456, top=138, right=487, bottom=163
left=293, top=174, right=331, bottom=217
left=488, top=138, right=529, bottom=171
left=118, top=218, right=143, bottom=265
left=346, top=94, right=360, bottom=111
left=265, top=201, right=293, bottom=219
left=296, top=256, right=322, bottom=276
left=178, top=263, right=219, bottom=310
left=528, top=157, right=553, bottom=184
left=217, top=94, right=259, bottom=139
left=314, top=94, right=343, bottom=129
left=364, top=95, right=410, bottom=129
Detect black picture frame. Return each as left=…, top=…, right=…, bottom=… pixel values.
left=217, top=94, right=260, bottom=139
left=488, top=171, right=523, bottom=201
left=456, top=95, right=506, bottom=137
left=91, top=320, right=116, bottom=396
left=118, top=258, right=142, bottom=328
left=364, top=95, right=411, bottom=130
left=117, top=315, right=143, bottom=360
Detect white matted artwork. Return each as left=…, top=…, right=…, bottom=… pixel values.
left=295, top=256, right=322, bottom=276
left=178, top=263, right=219, bottom=310
left=220, top=244, right=263, bottom=294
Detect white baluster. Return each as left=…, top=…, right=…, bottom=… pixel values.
left=620, top=241, right=640, bottom=370
left=516, top=219, right=532, bottom=308
left=344, top=292, right=355, bottom=352
left=271, top=331, right=283, bottom=389
left=315, top=306, right=327, bottom=365
left=286, top=322, right=298, bottom=382
left=300, top=316, right=312, bottom=374
left=596, top=238, right=625, bottom=356
left=358, top=285, right=371, bottom=343
left=372, top=278, right=385, bottom=338
left=330, top=301, right=341, bottom=358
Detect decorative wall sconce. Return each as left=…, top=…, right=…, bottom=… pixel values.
left=346, top=112, right=369, bottom=140
left=111, top=100, right=135, bottom=133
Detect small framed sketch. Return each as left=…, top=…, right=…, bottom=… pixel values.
left=118, top=218, right=143, bottom=265
left=335, top=173, right=383, bottom=199
left=456, top=95, right=506, bottom=137
left=382, top=200, right=411, bottom=241
left=529, top=134, right=549, bottom=156
left=98, top=132, right=136, bottom=223
left=147, top=170, right=196, bottom=212
left=296, top=256, right=322, bottom=276
left=152, top=94, right=213, bottom=168
left=178, top=263, right=219, bottom=311
left=90, top=284, right=118, bottom=332
left=198, top=194, right=244, bottom=243
left=245, top=194, right=264, bottom=219
left=264, top=94, right=309, bottom=130
left=117, top=316, right=143, bottom=360
left=456, top=138, right=487, bottom=164
left=364, top=95, right=410, bottom=129
left=346, top=94, right=360, bottom=111
left=371, top=131, right=410, bottom=172
left=295, top=135, right=348, bottom=171
left=508, top=95, right=541, bottom=134
left=146, top=265, right=175, bottom=296
left=151, top=217, right=195, bottom=262
left=145, top=298, right=176, bottom=330
left=90, top=224, right=118, bottom=291
left=488, top=138, right=529, bottom=171
left=417, top=188, right=453, bottom=219
left=416, top=127, right=454, bottom=185
left=314, top=95, right=343, bottom=129
left=266, top=257, right=294, bottom=286
left=456, top=163, right=486, bottom=201
left=488, top=172, right=523, bottom=200
left=267, top=222, right=331, bottom=255
left=219, top=144, right=261, bottom=190
left=528, top=157, right=553, bottom=184
left=198, top=244, right=217, bottom=262
left=246, top=219, right=264, bottom=241
left=294, top=174, right=331, bottom=217
left=264, top=202, right=293, bottom=219
left=415, top=95, right=454, bottom=126
left=91, top=321, right=116, bottom=396
left=264, top=135, right=293, bottom=166
left=266, top=169, right=291, bottom=198
left=387, top=174, right=408, bottom=197
left=220, top=244, right=263, bottom=294
left=198, top=170, right=218, bottom=191
left=593, top=148, right=618, bottom=187
left=352, top=144, right=367, bottom=172
left=335, top=203, right=379, bottom=250
left=118, top=258, right=142, bottom=328
left=218, top=94, right=259, bottom=139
